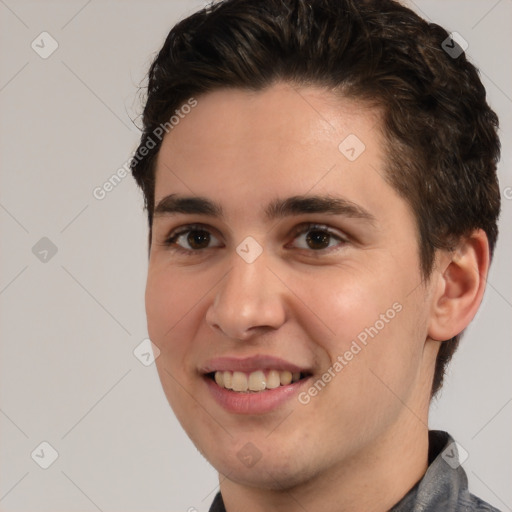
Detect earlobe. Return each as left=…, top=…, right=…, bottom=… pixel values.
left=428, top=229, right=490, bottom=342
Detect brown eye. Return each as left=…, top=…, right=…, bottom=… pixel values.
left=305, top=229, right=331, bottom=250
left=186, top=230, right=211, bottom=249
left=290, top=224, right=347, bottom=252
left=165, top=224, right=223, bottom=253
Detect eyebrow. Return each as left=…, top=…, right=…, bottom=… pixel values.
left=153, top=194, right=376, bottom=224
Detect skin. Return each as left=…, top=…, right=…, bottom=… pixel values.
left=145, top=82, right=489, bottom=512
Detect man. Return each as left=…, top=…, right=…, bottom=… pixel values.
left=130, top=0, right=502, bottom=510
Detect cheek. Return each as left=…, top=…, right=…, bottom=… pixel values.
left=305, top=270, right=394, bottom=352
left=305, top=266, right=423, bottom=386
left=145, top=267, right=204, bottom=354
left=300, top=273, right=425, bottom=430
left=146, top=268, right=208, bottom=420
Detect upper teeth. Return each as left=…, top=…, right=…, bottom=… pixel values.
left=214, top=370, right=302, bottom=392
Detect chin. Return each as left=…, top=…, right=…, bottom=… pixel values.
left=203, top=445, right=319, bottom=491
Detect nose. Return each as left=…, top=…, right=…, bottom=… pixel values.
left=205, top=251, right=287, bottom=341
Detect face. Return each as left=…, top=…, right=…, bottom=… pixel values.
left=145, top=83, right=438, bottom=489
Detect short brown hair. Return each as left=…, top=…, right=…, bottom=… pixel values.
left=131, top=0, right=501, bottom=397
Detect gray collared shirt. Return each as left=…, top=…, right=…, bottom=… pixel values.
left=208, top=430, right=501, bottom=511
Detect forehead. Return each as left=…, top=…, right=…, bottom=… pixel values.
left=157, top=83, right=383, bottom=164
left=153, top=83, right=401, bottom=224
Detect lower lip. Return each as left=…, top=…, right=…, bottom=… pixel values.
left=204, top=375, right=311, bottom=414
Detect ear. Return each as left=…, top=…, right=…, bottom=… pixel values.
left=428, top=229, right=490, bottom=342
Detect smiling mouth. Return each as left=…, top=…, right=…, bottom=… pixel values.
left=206, top=369, right=311, bottom=393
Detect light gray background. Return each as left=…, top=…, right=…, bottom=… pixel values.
left=0, top=1, right=510, bottom=511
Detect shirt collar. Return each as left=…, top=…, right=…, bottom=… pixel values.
left=390, top=430, right=468, bottom=511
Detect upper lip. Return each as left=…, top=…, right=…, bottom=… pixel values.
left=200, top=355, right=310, bottom=374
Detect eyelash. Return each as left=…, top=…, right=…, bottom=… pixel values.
left=162, top=222, right=348, bottom=256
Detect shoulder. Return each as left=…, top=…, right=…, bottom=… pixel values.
left=457, top=492, right=503, bottom=512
